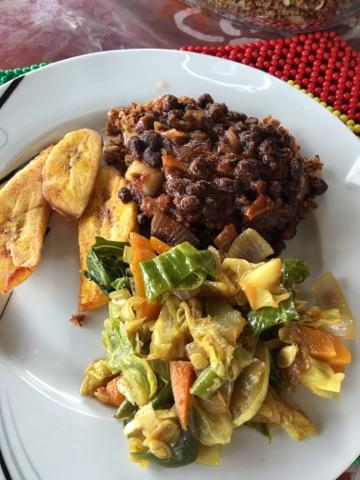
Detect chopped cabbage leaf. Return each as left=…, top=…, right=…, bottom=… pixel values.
left=301, top=356, right=345, bottom=399
left=239, top=258, right=290, bottom=310
left=117, top=354, right=158, bottom=406
left=80, top=359, right=113, bottom=396
left=248, top=297, right=298, bottom=336
left=149, top=297, right=188, bottom=361
left=181, top=300, right=234, bottom=378
left=230, top=342, right=270, bottom=427
left=253, top=388, right=317, bottom=441
left=193, top=396, right=233, bottom=446
left=206, top=298, right=247, bottom=345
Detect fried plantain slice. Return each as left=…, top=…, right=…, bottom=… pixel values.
left=78, top=165, right=138, bottom=311
left=0, top=147, right=52, bottom=294
left=42, top=129, right=102, bottom=219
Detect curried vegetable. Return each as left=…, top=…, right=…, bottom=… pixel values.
left=311, top=272, right=356, bottom=339
left=170, top=361, right=195, bottom=430
left=81, top=232, right=355, bottom=469
left=281, top=258, right=310, bottom=290
left=248, top=298, right=298, bottom=336
left=84, top=237, right=128, bottom=295
left=227, top=228, right=274, bottom=262
left=140, top=242, right=216, bottom=302
left=231, top=342, right=270, bottom=426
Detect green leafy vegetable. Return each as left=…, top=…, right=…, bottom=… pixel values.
left=134, top=430, right=199, bottom=468
left=150, top=359, right=170, bottom=384
left=191, top=366, right=225, bottom=400
left=248, top=298, right=298, bottom=336
left=83, top=236, right=129, bottom=295
left=117, top=354, right=158, bottom=406
left=281, top=258, right=309, bottom=290
left=150, top=383, right=173, bottom=409
left=228, top=345, right=254, bottom=381
left=115, top=399, right=137, bottom=420
left=139, top=242, right=216, bottom=302
left=103, top=318, right=134, bottom=374
left=206, top=298, right=246, bottom=345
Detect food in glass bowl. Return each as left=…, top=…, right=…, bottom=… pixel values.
left=183, top=0, right=360, bottom=33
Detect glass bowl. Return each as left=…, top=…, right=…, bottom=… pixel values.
left=182, top=0, right=360, bottom=33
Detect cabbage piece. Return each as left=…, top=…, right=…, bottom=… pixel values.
left=125, top=404, right=198, bottom=467
left=150, top=359, right=170, bottom=383
left=247, top=297, right=298, bottom=336
left=240, top=258, right=290, bottom=310
left=300, top=356, right=345, bottom=399
left=103, top=290, right=151, bottom=373
left=139, top=242, right=216, bottom=302
left=117, top=354, right=158, bottom=406
left=149, top=297, right=188, bottom=361
left=228, top=345, right=254, bottom=381
left=182, top=301, right=234, bottom=379
left=253, top=388, right=317, bottom=441
left=206, top=298, right=247, bottom=345
left=311, top=272, right=356, bottom=339
left=200, top=248, right=240, bottom=299
left=230, top=342, right=270, bottom=427
left=80, top=359, right=113, bottom=396
left=192, top=395, right=233, bottom=446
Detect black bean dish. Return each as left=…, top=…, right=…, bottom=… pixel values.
left=103, top=94, right=327, bottom=253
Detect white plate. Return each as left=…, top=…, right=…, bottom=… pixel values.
left=0, top=49, right=360, bottom=480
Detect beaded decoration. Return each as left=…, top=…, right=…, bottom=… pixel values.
left=181, top=31, right=360, bottom=135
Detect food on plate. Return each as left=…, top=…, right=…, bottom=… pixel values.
left=103, top=94, right=328, bottom=253
left=80, top=228, right=355, bottom=468
left=42, top=128, right=102, bottom=219
left=0, top=146, right=52, bottom=294
left=78, top=165, right=138, bottom=311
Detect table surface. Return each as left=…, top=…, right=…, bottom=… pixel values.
left=0, top=0, right=359, bottom=69
left=0, top=1, right=359, bottom=479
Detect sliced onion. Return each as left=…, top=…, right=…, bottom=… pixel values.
left=151, top=212, right=199, bottom=247
left=311, top=272, right=356, bottom=340
left=226, top=228, right=274, bottom=262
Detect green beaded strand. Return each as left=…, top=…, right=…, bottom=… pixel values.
left=0, top=63, right=47, bottom=86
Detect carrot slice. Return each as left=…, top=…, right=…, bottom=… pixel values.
left=129, top=232, right=161, bottom=320
left=150, top=236, right=171, bottom=254
left=170, top=361, right=195, bottom=430
left=328, top=337, right=352, bottom=368
left=298, top=325, right=336, bottom=362
left=105, top=376, right=125, bottom=406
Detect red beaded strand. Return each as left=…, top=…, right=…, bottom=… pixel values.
left=182, top=31, right=360, bottom=135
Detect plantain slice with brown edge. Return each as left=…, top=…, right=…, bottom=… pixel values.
left=0, top=146, right=52, bottom=294
left=78, top=165, right=138, bottom=311
left=42, top=129, right=102, bottom=219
